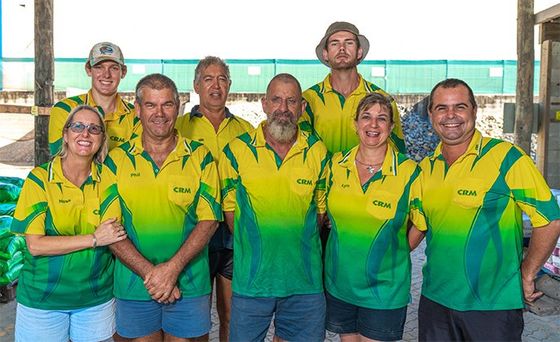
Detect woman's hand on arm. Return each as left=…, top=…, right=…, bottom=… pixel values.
left=93, top=217, right=127, bottom=247
left=25, top=217, right=126, bottom=256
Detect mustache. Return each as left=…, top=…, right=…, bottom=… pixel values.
left=439, top=118, right=464, bottom=125
left=270, top=110, right=296, bottom=123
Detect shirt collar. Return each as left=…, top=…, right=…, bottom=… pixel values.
left=126, top=128, right=191, bottom=158
left=338, top=145, right=399, bottom=176
left=85, top=90, right=132, bottom=118
left=430, top=129, right=483, bottom=161
left=189, top=104, right=233, bottom=119
left=48, top=155, right=101, bottom=184
left=320, top=73, right=369, bottom=96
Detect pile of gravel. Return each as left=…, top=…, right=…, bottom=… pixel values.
left=401, top=105, right=537, bottom=162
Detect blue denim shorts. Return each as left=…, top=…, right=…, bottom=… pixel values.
left=15, top=299, right=115, bottom=342
left=116, top=295, right=210, bottom=339
left=326, top=292, right=407, bottom=341
left=230, top=292, right=326, bottom=342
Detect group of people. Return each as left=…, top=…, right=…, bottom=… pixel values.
left=9, top=20, right=560, bottom=342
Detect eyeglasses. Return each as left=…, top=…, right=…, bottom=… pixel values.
left=66, top=122, right=104, bottom=135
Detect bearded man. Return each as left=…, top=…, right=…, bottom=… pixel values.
left=218, top=73, right=329, bottom=342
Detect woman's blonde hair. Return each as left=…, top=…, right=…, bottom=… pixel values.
left=57, top=105, right=108, bottom=164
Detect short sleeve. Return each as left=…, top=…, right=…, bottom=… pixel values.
left=11, top=169, right=48, bottom=235
left=218, top=143, right=240, bottom=212
left=195, top=149, right=223, bottom=221
left=506, top=153, right=560, bottom=228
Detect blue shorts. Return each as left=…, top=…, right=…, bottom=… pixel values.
left=116, top=295, right=211, bottom=339
left=326, top=292, right=407, bottom=341
left=230, top=292, right=326, bottom=342
left=15, top=299, right=115, bottom=342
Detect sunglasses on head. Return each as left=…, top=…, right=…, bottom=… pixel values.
left=66, top=121, right=104, bottom=135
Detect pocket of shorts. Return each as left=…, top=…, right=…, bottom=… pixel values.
left=366, top=190, right=399, bottom=220
left=168, top=175, right=196, bottom=209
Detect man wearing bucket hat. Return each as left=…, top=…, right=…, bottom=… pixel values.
left=48, top=42, right=136, bottom=156
left=301, top=21, right=406, bottom=154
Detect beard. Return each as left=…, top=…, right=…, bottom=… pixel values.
left=266, top=110, right=298, bottom=143
left=329, top=53, right=359, bottom=70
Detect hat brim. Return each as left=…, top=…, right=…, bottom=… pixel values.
left=88, top=56, right=125, bottom=67
left=315, top=32, right=369, bottom=67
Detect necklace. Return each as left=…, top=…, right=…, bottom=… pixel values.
left=355, top=158, right=383, bottom=174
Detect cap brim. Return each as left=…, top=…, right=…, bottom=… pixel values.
left=315, top=34, right=370, bottom=67
left=89, top=57, right=125, bottom=66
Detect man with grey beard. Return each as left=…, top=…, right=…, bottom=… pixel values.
left=218, top=73, right=329, bottom=341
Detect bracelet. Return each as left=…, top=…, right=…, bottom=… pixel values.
left=92, top=233, right=98, bottom=249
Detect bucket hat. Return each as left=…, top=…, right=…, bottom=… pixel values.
left=315, top=21, right=369, bottom=67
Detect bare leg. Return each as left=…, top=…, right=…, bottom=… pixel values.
left=340, top=333, right=379, bottom=342
left=215, top=274, right=232, bottom=342
left=163, top=332, right=209, bottom=342
left=116, top=330, right=163, bottom=342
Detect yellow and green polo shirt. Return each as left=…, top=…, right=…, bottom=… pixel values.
left=48, top=90, right=138, bottom=156
left=301, top=74, right=406, bottom=154
left=324, top=146, right=421, bottom=309
left=218, top=122, right=328, bottom=297
left=176, top=105, right=254, bottom=160
left=176, top=105, right=254, bottom=250
left=101, top=130, right=222, bottom=300
left=416, top=130, right=560, bottom=311
left=11, top=157, right=113, bottom=310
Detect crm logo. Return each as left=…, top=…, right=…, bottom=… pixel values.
left=372, top=200, right=391, bottom=209
left=296, top=179, right=313, bottom=186
left=173, top=187, right=191, bottom=194
left=457, top=189, right=477, bottom=196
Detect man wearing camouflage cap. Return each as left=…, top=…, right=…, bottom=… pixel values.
left=300, top=21, right=406, bottom=154
left=48, top=42, right=136, bottom=156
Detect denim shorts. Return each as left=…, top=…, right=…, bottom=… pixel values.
left=116, top=295, right=211, bottom=339
left=326, top=292, right=407, bottom=341
left=15, top=299, right=115, bottom=342
left=230, top=292, right=326, bottom=342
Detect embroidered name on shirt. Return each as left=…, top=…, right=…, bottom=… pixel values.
left=58, top=199, right=70, bottom=204
left=372, top=200, right=391, bottom=209
left=296, top=179, right=313, bottom=185
left=173, top=187, right=191, bottom=194
left=110, top=136, right=125, bottom=143
left=457, top=189, right=478, bottom=196
left=130, top=172, right=141, bottom=177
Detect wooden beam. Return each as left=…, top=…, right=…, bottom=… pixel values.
left=540, top=22, right=560, bottom=43
left=537, top=40, right=552, bottom=177
left=514, top=0, right=534, bottom=154
left=535, top=3, right=560, bottom=24
left=34, top=0, right=54, bottom=165
left=0, top=104, right=50, bottom=115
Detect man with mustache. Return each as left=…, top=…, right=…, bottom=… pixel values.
left=301, top=21, right=405, bottom=154
left=218, top=74, right=329, bottom=341
left=409, top=78, right=560, bottom=341
left=49, top=42, right=136, bottom=156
